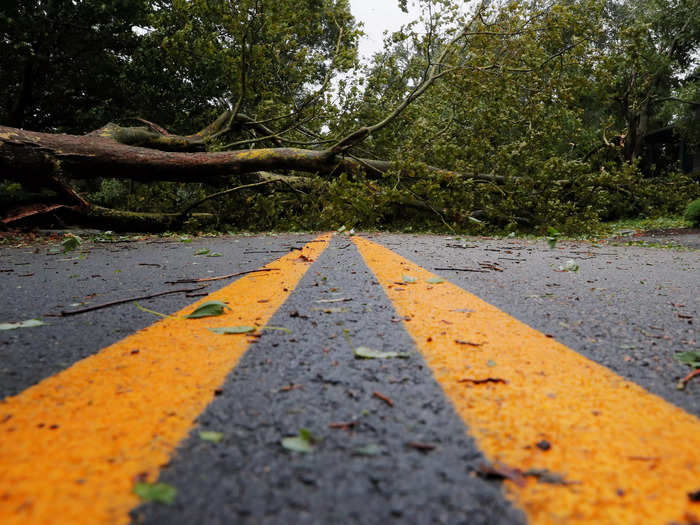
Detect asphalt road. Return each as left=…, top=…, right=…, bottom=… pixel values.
left=0, top=231, right=698, bottom=524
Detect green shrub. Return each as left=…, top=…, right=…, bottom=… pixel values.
left=685, top=198, right=700, bottom=227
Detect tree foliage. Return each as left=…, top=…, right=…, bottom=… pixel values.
left=0, top=0, right=149, bottom=132
left=1, top=0, right=698, bottom=234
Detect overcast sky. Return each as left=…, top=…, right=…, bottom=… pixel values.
left=349, top=0, right=420, bottom=60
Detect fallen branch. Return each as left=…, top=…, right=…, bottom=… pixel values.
left=373, top=391, right=394, bottom=407
left=458, top=377, right=507, bottom=385
left=179, top=179, right=278, bottom=217
left=328, top=421, right=359, bottom=430
left=678, top=369, right=700, bottom=390
left=59, top=285, right=208, bottom=316
left=406, top=441, right=437, bottom=452
left=165, top=267, right=278, bottom=284
left=434, top=267, right=490, bottom=273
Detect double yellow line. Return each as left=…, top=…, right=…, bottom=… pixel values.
left=0, top=235, right=331, bottom=525
left=1, top=234, right=698, bottom=525
left=353, top=236, right=700, bottom=525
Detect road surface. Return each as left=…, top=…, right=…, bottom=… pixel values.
left=0, top=232, right=698, bottom=524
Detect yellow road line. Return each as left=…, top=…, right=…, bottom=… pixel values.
left=0, top=234, right=330, bottom=525
left=353, top=236, right=700, bottom=525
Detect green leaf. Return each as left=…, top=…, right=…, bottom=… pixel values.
left=199, top=430, right=224, bottom=443
left=468, top=216, right=483, bottom=223
left=261, top=326, right=292, bottom=334
left=194, top=249, right=210, bottom=256
left=282, top=428, right=314, bottom=453
left=179, top=235, right=192, bottom=243
left=134, top=302, right=174, bottom=319
left=354, top=346, right=409, bottom=359
left=61, top=235, right=82, bottom=253
left=487, top=359, right=497, bottom=367
left=558, top=260, right=579, bottom=272
left=353, top=443, right=383, bottom=456
left=675, top=351, right=700, bottom=368
left=184, top=301, right=230, bottom=319
left=0, top=319, right=47, bottom=330
left=402, top=274, right=417, bottom=283
left=206, top=252, right=222, bottom=257
left=426, top=277, right=445, bottom=284
left=209, top=325, right=256, bottom=334
left=546, top=237, right=558, bottom=249
left=133, top=482, right=176, bottom=505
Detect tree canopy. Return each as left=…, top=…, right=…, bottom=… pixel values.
left=1, top=0, right=698, bottom=233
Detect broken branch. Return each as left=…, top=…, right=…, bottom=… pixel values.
left=59, top=285, right=208, bottom=316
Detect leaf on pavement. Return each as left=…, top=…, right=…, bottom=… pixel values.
left=402, top=274, right=417, bottom=283
left=353, top=443, right=383, bottom=456
left=194, top=249, right=210, bottom=256
left=132, top=482, right=177, bottom=504
left=282, top=428, right=314, bottom=453
left=199, top=430, right=224, bottom=443
left=558, top=260, right=579, bottom=272
left=206, top=252, right=222, bottom=257
left=426, top=277, right=445, bottom=284
left=184, top=301, right=230, bottom=319
left=475, top=464, right=527, bottom=488
left=0, top=319, right=47, bottom=331
left=209, top=326, right=256, bottom=334
left=61, top=235, right=82, bottom=253
left=675, top=351, right=700, bottom=368
left=354, top=346, right=409, bottom=359
left=261, top=325, right=292, bottom=333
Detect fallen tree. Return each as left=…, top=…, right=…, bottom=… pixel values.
left=0, top=119, right=503, bottom=229
left=0, top=2, right=508, bottom=230
left=1, top=1, right=597, bottom=232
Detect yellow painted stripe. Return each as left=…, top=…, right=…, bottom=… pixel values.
left=353, top=236, right=700, bottom=525
left=0, top=234, right=330, bottom=525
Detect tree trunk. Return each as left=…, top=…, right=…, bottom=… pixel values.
left=0, top=124, right=504, bottom=186
left=7, top=59, right=34, bottom=129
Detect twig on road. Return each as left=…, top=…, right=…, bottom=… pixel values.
left=59, top=285, right=208, bottom=316
left=166, top=268, right=278, bottom=284
left=458, top=377, right=507, bottom=385
left=678, top=369, right=700, bottom=390
left=434, top=267, right=489, bottom=273
left=373, top=391, right=394, bottom=407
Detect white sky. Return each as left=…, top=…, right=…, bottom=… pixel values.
left=349, top=0, right=421, bottom=61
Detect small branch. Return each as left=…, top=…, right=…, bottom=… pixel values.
left=404, top=186, right=455, bottom=233
left=458, top=377, right=507, bottom=385
left=179, top=180, right=278, bottom=217
left=373, top=391, right=394, bottom=407
left=135, top=118, right=170, bottom=135
left=217, top=115, right=317, bottom=150
left=654, top=96, right=700, bottom=107
left=59, top=286, right=208, bottom=316
left=678, top=369, right=700, bottom=390
left=165, top=268, right=278, bottom=284
left=326, top=2, right=487, bottom=156
left=433, top=267, right=489, bottom=273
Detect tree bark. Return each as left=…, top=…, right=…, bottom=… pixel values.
left=7, top=59, right=34, bottom=129
left=0, top=124, right=504, bottom=186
